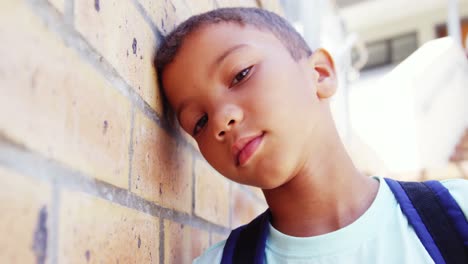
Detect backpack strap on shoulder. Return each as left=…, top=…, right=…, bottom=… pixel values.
left=221, top=209, right=271, bottom=264
left=424, top=180, right=468, bottom=248
left=385, top=178, right=468, bottom=264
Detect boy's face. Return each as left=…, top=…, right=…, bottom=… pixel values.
left=162, top=23, right=336, bottom=189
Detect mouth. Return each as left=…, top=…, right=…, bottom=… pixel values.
left=233, top=132, right=265, bottom=167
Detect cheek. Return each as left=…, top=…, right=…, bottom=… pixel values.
left=198, top=140, right=232, bottom=174
left=247, top=65, right=309, bottom=118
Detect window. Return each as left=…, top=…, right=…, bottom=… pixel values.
left=357, top=32, right=418, bottom=71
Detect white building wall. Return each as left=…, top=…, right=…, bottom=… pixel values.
left=341, top=0, right=468, bottom=45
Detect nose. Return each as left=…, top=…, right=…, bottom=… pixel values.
left=213, top=104, right=243, bottom=141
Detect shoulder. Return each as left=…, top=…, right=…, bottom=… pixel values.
left=440, top=178, right=468, bottom=191
left=440, top=178, right=468, bottom=218
left=193, top=240, right=226, bottom=264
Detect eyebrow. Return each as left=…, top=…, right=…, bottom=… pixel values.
left=176, top=98, right=193, bottom=126
left=212, top=44, right=249, bottom=71
left=176, top=44, right=250, bottom=122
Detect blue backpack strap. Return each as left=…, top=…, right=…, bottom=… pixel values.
left=221, top=209, right=271, bottom=264
left=385, top=178, right=468, bottom=264
left=220, top=224, right=244, bottom=264
left=424, top=180, right=468, bottom=248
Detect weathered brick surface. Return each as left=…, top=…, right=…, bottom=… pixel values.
left=0, top=1, right=131, bottom=188
left=48, top=0, right=64, bottom=14
left=59, top=190, right=159, bottom=263
left=164, top=220, right=210, bottom=264
left=139, top=0, right=192, bottom=34
left=184, top=0, right=216, bottom=15
left=131, top=110, right=192, bottom=212
left=0, top=167, right=51, bottom=264
left=74, top=0, right=161, bottom=113
left=194, top=159, right=230, bottom=226
left=181, top=127, right=200, bottom=151
left=0, top=0, right=286, bottom=263
left=247, top=185, right=266, bottom=201
left=216, top=0, right=257, bottom=7
left=257, top=0, right=284, bottom=15
left=211, top=232, right=228, bottom=246
left=231, top=183, right=268, bottom=228
left=139, top=0, right=263, bottom=36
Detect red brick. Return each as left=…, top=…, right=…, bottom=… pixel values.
left=59, top=190, right=159, bottom=263
left=74, top=0, right=161, bottom=113
left=0, top=166, right=51, bottom=264
left=164, top=220, right=210, bottom=264
left=0, top=1, right=131, bottom=188
left=131, top=110, right=192, bottom=212
left=194, top=159, right=230, bottom=226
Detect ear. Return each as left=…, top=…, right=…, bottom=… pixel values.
left=307, top=48, right=337, bottom=99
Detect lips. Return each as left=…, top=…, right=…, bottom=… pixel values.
left=232, top=132, right=265, bottom=166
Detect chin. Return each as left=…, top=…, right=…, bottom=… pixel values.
left=256, top=182, right=281, bottom=190
left=259, top=163, right=297, bottom=190
left=229, top=154, right=294, bottom=189
left=252, top=170, right=290, bottom=190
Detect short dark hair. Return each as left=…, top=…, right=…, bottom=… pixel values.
left=155, top=7, right=312, bottom=78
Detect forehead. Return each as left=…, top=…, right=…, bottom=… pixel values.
left=161, top=22, right=288, bottom=104
left=174, top=22, right=283, bottom=65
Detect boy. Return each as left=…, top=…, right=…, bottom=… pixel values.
left=156, top=7, right=468, bottom=264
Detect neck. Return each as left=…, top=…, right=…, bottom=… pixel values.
left=262, top=129, right=378, bottom=237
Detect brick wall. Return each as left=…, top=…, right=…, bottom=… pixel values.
left=0, top=0, right=279, bottom=263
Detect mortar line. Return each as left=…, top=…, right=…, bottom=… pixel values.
left=130, top=0, right=165, bottom=41
left=48, top=180, right=60, bottom=264
left=159, top=217, right=165, bottom=264
left=64, top=0, right=74, bottom=26
left=25, top=0, right=200, bottom=157
left=22, top=0, right=231, bottom=232
left=0, top=139, right=230, bottom=235
left=128, top=104, right=136, bottom=192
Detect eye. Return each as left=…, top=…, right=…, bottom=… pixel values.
left=193, top=114, right=208, bottom=135
left=230, top=66, right=253, bottom=87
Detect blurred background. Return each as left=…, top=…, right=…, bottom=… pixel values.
left=1, top=0, right=467, bottom=263
left=280, top=0, right=468, bottom=181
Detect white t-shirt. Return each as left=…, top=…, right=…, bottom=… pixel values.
left=193, top=177, right=468, bottom=264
